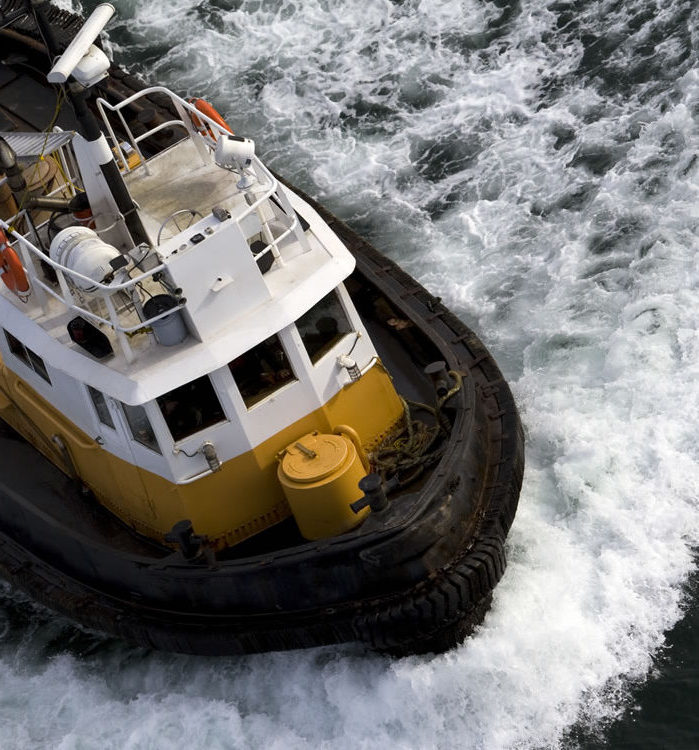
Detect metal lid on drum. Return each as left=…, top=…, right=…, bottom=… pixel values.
left=280, top=432, right=352, bottom=484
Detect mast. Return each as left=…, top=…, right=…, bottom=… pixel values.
left=30, top=0, right=150, bottom=248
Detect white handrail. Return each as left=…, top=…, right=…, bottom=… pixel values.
left=2, top=86, right=315, bottom=364
left=0, top=219, right=166, bottom=293
left=0, top=217, right=172, bottom=339
left=94, top=88, right=285, bottom=240
left=95, top=87, right=281, bottom=185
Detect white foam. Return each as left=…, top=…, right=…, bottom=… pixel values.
left=2, top=0, right=698, bottom=747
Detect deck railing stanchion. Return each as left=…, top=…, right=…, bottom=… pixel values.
left=103, top=293, right=134, bottom=363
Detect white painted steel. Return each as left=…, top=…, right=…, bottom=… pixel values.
left=0, top=83, right=382, bottom=485
left=46, top=3, right=115, bottom=84
left=0, top=130, right=75, bottom=158
left=70, top=45, right=110, bottom=88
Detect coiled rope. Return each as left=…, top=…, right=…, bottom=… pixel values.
left=370, top=370, right=464, bottom=486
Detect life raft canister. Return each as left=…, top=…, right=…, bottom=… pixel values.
left=188, top=98, right=233, bottom=139
left=0, top=229, right=30, bottom=301
left=277, top=430, right=370, bottom=540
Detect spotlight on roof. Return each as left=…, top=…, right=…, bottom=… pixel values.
left=215, top=134, right=256, bottom=190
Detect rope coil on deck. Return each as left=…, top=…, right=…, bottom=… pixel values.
left=370, top=371, right=464, bottom=485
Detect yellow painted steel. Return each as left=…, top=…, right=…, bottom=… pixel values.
left=278, top=431, right=370, bottom=539
left=0, top=358, right=403, bottom=548
left=112, top=145, right=141, bottom=171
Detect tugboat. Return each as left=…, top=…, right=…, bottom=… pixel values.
left=0, top=2, right=524, bottom=655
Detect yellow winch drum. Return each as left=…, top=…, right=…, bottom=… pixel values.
left=277, top=431, right=370, bottom=540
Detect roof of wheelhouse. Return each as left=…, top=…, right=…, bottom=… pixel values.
left=1, top=92, right=356, bottom=404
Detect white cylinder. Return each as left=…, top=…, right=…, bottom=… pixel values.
left=50, top=226, right=124, bottom=296
left=47, top=3, right=115, bottom=84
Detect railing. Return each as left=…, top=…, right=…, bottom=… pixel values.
left=96, top=86, right=250, bottom=174
left=1, top=87, right=315, bottom=364
left=95, top=86, right=312, bottom=263
left=1, top=212, right=174, bottom=363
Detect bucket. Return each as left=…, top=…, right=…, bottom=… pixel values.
left=143, top=294, right=187, bottom=346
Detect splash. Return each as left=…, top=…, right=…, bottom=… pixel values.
left=2, top=0, right=698, bottom=747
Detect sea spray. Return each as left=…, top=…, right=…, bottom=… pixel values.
left=1, top=0, right=697, bottom=747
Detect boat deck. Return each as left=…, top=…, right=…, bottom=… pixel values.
left=0, top=59, right=78, bottom=133
left=125, top=139, right=245, bottom=243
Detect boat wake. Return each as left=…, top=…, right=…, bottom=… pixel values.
left=1, top=0, right=698, bottom=747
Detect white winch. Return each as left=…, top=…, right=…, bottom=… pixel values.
left=49, top=226, right=127, bottom=295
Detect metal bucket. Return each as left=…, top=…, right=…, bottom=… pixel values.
left=143, top=294, right=187, bottom=346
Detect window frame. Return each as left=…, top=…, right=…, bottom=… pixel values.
left=3, top=330, right=51, bottom=384
left=156, top=374, right=229, bottom=443
left=120, top=402, right=162, bottom=455
left=294, top=289, right=354, bottom=366
left=228, top=332, right=298, bottom=410
left=87, top=385, right=116, bottom=430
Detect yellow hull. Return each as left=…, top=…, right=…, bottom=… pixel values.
left=0, top=359, right=402, bottom=547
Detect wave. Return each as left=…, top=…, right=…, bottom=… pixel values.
left=2, top=1, right=698, bottom=747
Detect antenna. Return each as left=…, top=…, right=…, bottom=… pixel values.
left=47, top=3, right=115, bottom=86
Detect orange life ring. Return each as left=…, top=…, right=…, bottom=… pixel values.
left=72, top=207, right=96, bottom=229
left=0, top=230, right=30, bottom=302
left=188, top=98, right=233, bottom=139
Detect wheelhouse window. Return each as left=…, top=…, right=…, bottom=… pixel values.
left=121, top=403, right=161, bottom=454
left=296, top=291, right=352, bottom=363
left=156, top=375, right=227, bottom=442
left=3, top=330, right=51, bottom=383
left=229, top=334, right=295, bottom=408
left=87, top=385, right=114, bottom=429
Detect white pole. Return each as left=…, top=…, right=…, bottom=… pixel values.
left=47, top=3, right=115, bottom=84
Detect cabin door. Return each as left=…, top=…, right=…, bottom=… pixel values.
left=94, top=396, right=156, bottom=524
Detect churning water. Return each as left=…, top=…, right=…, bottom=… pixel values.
left=1, top=0, right=698, bottom=747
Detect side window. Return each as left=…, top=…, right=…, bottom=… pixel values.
left=156, top=375, right=227, bottom=442
left=229, top=335, right=295, bottom=408
left=3, top=330, right=51, bottom=383
left=87, top=385, right=115, bottom=429
left=296, top=291, right=352, bottom=363
left=121, top=403, right=161, bottom=454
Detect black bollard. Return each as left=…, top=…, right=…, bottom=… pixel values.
left=350, top=473, right=389, bottom=515
left=424, top=361, right=450, bottom=398
left=164, top=519, right=207, bottom=559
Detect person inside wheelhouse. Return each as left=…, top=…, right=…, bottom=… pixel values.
left=139, top=289, right=355, bottom=449
left=228, top=334, right=295, bottom=409
left=157, top=376, right=226, bottom=442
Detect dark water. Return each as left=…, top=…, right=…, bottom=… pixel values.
left=577, top=572, right=699, bottom=750
left=1, top=0, right=697, bottom=747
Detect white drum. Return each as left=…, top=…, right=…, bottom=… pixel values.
left=49, top=226, right=126, bottom=296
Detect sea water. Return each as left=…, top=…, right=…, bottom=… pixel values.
left=1, top=0, right=697, bottom=747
